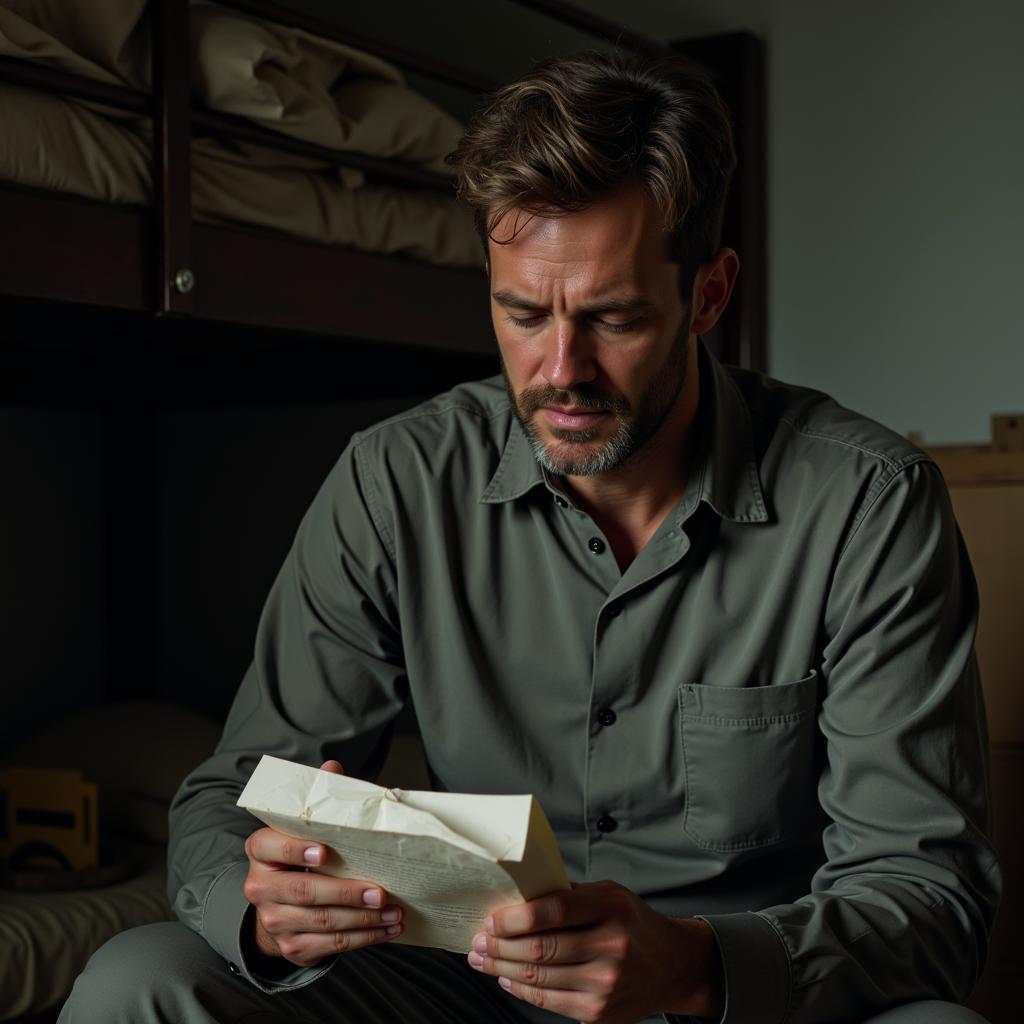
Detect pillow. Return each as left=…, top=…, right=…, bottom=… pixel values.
left=0, top=0, right=149, bottom=88
left=0, top=0, right=465, bottom=172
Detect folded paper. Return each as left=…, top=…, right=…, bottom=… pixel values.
left=237, top=755, right=569, bottom=952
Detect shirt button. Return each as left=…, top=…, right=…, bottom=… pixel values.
left=554, top=495, right=568, bottom=507
left=597, top=708, right=617, bottom=726
left=588, top=537, right=606, bottom=554
left=596, top=815, right=618, bottom=833
left=606, top=603, right=621, bottom=618
left=228, top=962, right=241, bottom=975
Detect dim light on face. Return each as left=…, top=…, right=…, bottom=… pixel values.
left=487, top=184, right=692, bottom=479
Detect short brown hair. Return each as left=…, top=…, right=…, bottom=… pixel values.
left=446, top=49, right=736, bottom=287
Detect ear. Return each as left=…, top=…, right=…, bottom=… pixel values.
left=689, top=248, right=740, bottom=336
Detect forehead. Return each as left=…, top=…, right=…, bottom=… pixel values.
left=487, top=184, right=676, bottom=295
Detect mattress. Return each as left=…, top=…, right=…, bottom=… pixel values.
left=0, top=0, right=483, bottom=269
left=0, top=843, right=172, bottom=1021
left=0, top=701, right=223, bottom=1020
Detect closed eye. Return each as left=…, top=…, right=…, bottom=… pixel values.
left=596, top=318, right=642, bottom=334
left=504, top=314, right=644, bottom=334
left=504, top=313, right=546, bottom=329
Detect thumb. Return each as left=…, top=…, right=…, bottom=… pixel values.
left=319, top=759, right=345, bottom=774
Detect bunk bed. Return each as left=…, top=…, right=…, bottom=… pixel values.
left=0, top=0, right=764, bottom=704
left=0, top=2, right=765, bottom=1020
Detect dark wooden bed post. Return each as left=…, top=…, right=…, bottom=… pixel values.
left=154, top=0, right=194, bottom=316
left=673, top=32, right=766, bottom=374
left=103, top=0, right=195, bottom=702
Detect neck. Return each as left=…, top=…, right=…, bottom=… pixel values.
left=561, top=345, right=702, bottom=571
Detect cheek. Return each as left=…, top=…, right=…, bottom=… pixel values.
left=601, top=342, right=677, bottom=402
left=495, top=334, right=541, bottom=387
left=602, top=352, right=651, bottom=392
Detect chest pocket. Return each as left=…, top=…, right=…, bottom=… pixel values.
left=679, top=670, right=820, bottom=852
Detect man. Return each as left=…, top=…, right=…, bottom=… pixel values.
left=61, top=51, right=999, bottom=1024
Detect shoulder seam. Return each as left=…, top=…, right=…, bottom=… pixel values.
left=351, top=398, right=511, bottom=445
left=778, top=415, right=932, bottom=473
left=353, top=442, right=397, bottom=562
left=836, top=458, right=936, bottom=563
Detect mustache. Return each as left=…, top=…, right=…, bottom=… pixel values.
left=517, top=384, right=628, bottom=418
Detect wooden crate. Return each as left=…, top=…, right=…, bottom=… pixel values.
left=921, top=416, right=1023, bottom=1024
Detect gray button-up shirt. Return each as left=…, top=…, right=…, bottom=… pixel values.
left=168, top=339, right=1000, bottom=1023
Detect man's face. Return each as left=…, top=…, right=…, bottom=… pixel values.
left=488, top=183, right=693, bottom=478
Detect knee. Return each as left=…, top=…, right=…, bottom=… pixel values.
left=59, top=922, right=215, bottom=1023
left=863, top=1001, right=990, bottom=1024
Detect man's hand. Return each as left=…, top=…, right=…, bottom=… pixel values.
left=242, top=759, right=403, bottom=968
left=466, top=880, right=723, bottom=1024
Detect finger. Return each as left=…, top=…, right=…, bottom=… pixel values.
left=263, top=901, right=402, bottom=936
left=319, top=760, right=345, bottom=774
left=492, top=977, right=587, bottom=1020
left=471, top=928, right=592, bottom=966
left=488, top=889, right=594, bottom=938
left=244, top=828, right=374, bottom=888
left=275, top=922, right=404, bottom=967
left=467, top=950, right=589, bottom=991
left=246, top=861, right=389, bottom=912
left=245, top=827, right=332, bottom=869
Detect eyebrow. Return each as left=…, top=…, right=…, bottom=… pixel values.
left=491, top=290, right=655, bottom=316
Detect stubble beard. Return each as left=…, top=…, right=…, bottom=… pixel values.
left=503, top=338, right=690, bottom=478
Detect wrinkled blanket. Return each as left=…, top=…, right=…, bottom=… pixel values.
left=0, top=1, right=483, bottom=267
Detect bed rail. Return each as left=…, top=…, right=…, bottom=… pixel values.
left=217, top=0, right=503, bottom=93
left=0, top=0, right=664, bottom=320
left=0, top=60, right=458, bottom=194
left=0, top=5, right=762, bottom=368
left=154, top=0, right=194, bottom=315
left=0, top=54, right=149, bottom=112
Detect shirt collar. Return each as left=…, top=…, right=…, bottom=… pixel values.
left=479, top=337, right=768, bottom=524
left=478, top=409, right=547, bottom=504
left=690, top=336, right=769, bottom=523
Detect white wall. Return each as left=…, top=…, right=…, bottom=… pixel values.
left=768, top=0, right=1023, bottom=444
left=589, top=0, right=1024, bottom=444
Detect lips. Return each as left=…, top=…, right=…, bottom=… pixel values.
left=542, top=406, right=608, bottom=430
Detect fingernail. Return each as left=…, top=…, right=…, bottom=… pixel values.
left=468, top=951, right=484, bottom=968
left=381, top=908, right=400, bottom=923
left=303, top=846, right=321, bottom=864
left=483, top=915, right=494, bottom=935
left=386, top=924, right=401, bottom=936
left=362, top=889, right=382, bottom=907
left=472, top=933, right=488, bottom=954
left=498, top=977, right=512, bottom=991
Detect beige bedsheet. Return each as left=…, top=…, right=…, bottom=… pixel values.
left=0, top=699, right=225, bottom=1022
left=0, top=846, right=172, bottom=1021
left=0, top=81, right=482, bottom=266
left=0, top=1, right=483, bottom=268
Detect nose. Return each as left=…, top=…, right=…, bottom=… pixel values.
left=542, top=319, right=596, bottom=392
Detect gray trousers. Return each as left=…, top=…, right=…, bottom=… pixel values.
left=57, top=922, right=990, bottom=1024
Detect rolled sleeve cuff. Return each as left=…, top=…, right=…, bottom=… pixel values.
left=668, top=911, right=791, bottom=1024
left=201, top=860, right=337, bottom=994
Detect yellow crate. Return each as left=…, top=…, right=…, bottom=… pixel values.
left=0, top=766, right=98, bottom=871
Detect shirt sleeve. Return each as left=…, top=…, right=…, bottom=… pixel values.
left=166, top=437, right=407, bottom=991
left=697, top=458, right=1002, bottom=1023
